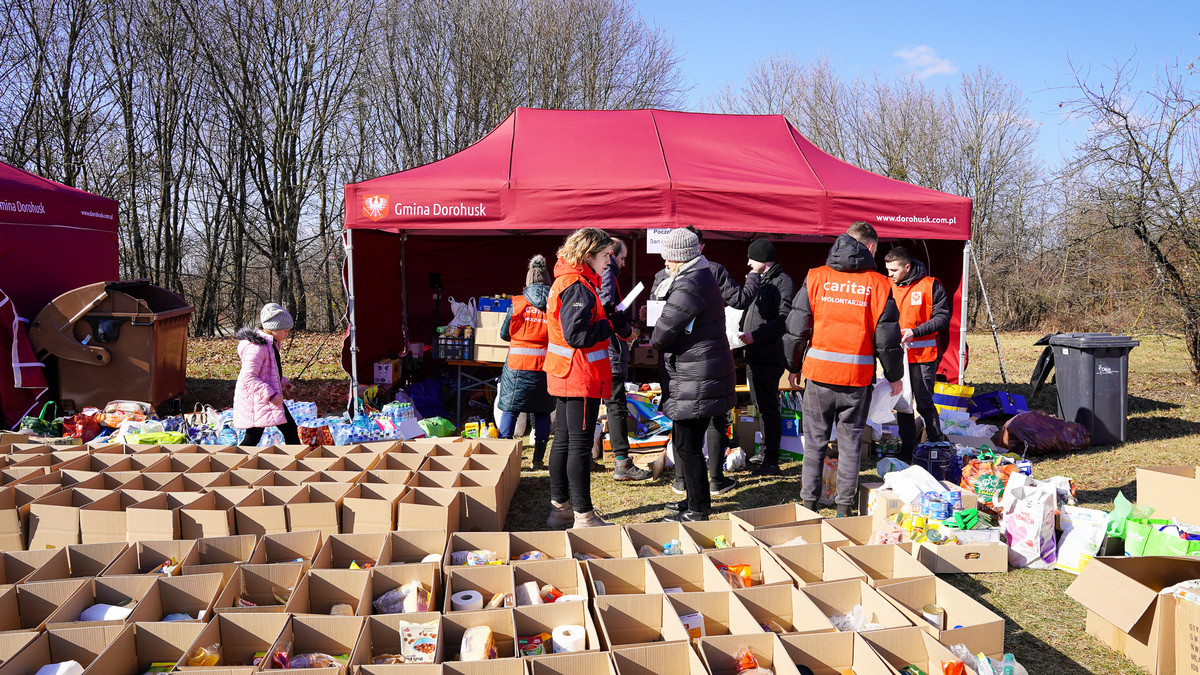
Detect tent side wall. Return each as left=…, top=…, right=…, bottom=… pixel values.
left=0, top=223, right=120, bottom=319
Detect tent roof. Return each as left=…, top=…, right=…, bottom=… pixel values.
left=0, top=161, right=119, bottom=232
left=346, top=108, right=972, bottom=240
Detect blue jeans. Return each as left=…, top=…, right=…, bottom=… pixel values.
left=499, top=411, right=552, bottom=462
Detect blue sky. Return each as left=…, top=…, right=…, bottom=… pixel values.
left=634, top=0, right=1199, bottom=166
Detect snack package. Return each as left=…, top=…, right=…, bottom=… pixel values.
left=637, top=544, right=662, bottom=558
left=398, top=618, right=439, bottom=663
left=514, top=550, right=548, bottom=561
left=373, top=654, right=405, bottom=664
left=735, top=646, right=772, bottom=675
left=714, top=535, right=732, bottom=549
left=451, top=550, right=499, bottom=566
left=373, top=580, right=432, bottom=614
left=288, top=653, right=349, bottom=672
left=540, top=584, right=564, bottom=604
left=485, top=592, right=513, bottom=609
left=187, top=644, right=221, bottom=667
left=942, top=660, right=966, bottom=675
left=717, top=563, right=753, bottom=588
left=141, top=664, right=174, bottom=675
left=518, top=632, right=552, bottom=656
left=461, top=625, right=498, bottom=661
left=330, top=603, right=354, bottom=616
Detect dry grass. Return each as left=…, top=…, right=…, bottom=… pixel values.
left=185, top=330, right=1200, bottom=674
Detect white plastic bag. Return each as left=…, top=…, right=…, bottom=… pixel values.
left=1055, top=505, right=1109, bottom=574
left=999, top=473, right=1058, bottom=569
left=447, top=296, right=478, bottom=328
left=724, top=447, right=746, bottom=472
left=866, top=363, right=913, bottom=425
left=880, top=464, right=943, bottom=506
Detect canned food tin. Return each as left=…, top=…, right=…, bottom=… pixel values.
left=1017, top=460, right=1033, bottom=475
left=922, top=604, right=945, bottom=630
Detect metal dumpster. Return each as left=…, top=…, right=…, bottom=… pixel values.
left=28, top=280, right=192, bottom=411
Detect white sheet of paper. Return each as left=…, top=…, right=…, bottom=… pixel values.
left=646, top=300, right=665, bottom=326
left=726, top=307, right=746, bottom=348
left=616, top=282, right=643, bottom=312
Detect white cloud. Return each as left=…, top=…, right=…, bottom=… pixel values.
left=893, top=45, right=958, bottom=79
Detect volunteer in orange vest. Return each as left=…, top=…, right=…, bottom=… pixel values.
left=783, top=221, right=904, bottom=516
left=884, top=246, right=950, bottom=461
left=543, top=227, right=626, bottom=529
left=497, top=254, right=555, bottom=470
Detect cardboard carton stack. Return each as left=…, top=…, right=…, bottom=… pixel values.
left=474, top=305, right=510, bottom=363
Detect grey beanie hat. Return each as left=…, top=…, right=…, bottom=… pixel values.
left=260, top=303, right=294, bottom=331
left=660, top=227, right=701, bottom=263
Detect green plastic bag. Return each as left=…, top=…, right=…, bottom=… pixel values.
left=1125, top=518, right=1171, bottom=557
left=1144, top=528, right=1191, bottom=557
left=18, top=402, right=61, bottom=437
left=417, top=417, right=455, bottom=438
left=1107, top=491, right=1155, bottom=540
left=128, top=431, right=186, bottom=445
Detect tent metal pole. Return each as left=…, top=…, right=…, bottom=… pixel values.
left=401, top=232, right=409, bottom=348
left=344, top=229, right=359, bottom=417
left=958, top=240, right=970, bottom=383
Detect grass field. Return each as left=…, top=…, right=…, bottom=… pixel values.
left=185, top=330, right=1200, bottom=674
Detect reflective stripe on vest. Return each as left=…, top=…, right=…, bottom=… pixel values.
left=894, top=275, right=939, bottom=364
left=506, top=295, right=550, bottom=371
left=803, top=265, right=892, bottom=387
left=909, top=337, right=937, bottom=349
left=547, top=343, right=607, bottom=362
left=544, top=267, right=614, bottom=398
left=806, top=348, right=874, bottom=366
left=509, top=346, right=547, bottom=357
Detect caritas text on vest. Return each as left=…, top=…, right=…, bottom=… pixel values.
left=822, top=280, right=873, bottom=295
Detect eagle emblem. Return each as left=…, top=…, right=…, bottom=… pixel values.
left=363, top=194, right=389, bottom=221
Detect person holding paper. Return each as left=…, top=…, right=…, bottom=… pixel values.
left=599, top=238, right=652, bottom=481
left=884, top=246, right=950, bottom=460
left=737, top=238, right=796, bottom=477
left=651, top=227, right=736, bottom=522
left=783, top=222, right=903, bottom=516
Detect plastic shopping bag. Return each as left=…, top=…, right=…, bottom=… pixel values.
left=999, top=473, right=1058, bottom=569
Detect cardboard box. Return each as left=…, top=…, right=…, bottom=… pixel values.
left=440, top=608, right=518, bottom=659
left=767, top=543, right=870, bottom=587
left=585, top=558, right=664, bottom=597
left=474, top=325, right=506, bottom=347
left=0, top=548, right=68, bottom=587
left=859, top=626, right=974, bottom=675
left=233, top=488, right=292, bottom=538
left=26, top=488, right=109, bottom=549
left=182, top=533, right=259, bottom=581
left=877, top=575, right=1005, bottom=658
left=1177, top=595, right=1200, bottom=675
left=729, top=503, right=822, bottom=531
left=339, top=483, right=406, bottom=534
left=610, top=640, right=708, bottom=675
left=703, top=546, right=793, bottom=588
left=623, top=523, right=702, bottom=557
left=253, top=529, right=323, bottom=567
left=358, top=612, right=441, bottom=667
left=140, top=571, right=224, bottom=622
left=185, top=612, right=289, bottom=669
left=445, top=531, right=511, bottom=569
left=104, top=539, right=198, bottom=576
left=778, top=631, right=893, bottom=675
left=126, top=491, right=203, bottom=542
left=680, top=521, right=758, bottom=551
left=213, top=563, right=305, bottom=615
left=375, top=453, right=425, bottom=473
left=510, top=531, right=570, bottom=562
left=0, top=631, right=38, bottom=665
left=512, top=558, right=589, bottom=605
left=375, top=358, right=403, bottom=385
left=630, top=346, right=657, bottom=366
left=387, top=528, right=447, bottom=564
left=836, top=543, right=934, bottom=588
left=396, top=487, right=461, bottom=534
left=474, top=345, right=508, bottom=362
left=824, top=515, right=911, bottom=549
left=445, top=564, right=516, bottom=613
left=288, top=568, right=372, bottom=616
left=646, top=553, right=732, bottom=594
left=856, top=480, right=978, bottom=520
left=370, top=562, right=441, bottom=613
left=514, top=599, right=603, bottom=655
left=0, top=624, right=126, bottom=673
left=458, top=470, right=507, bottom=532
left=746, top=522, right=851, bottom=549
left=444, top=659, right=528, bottom=675
left=63, top=541, right=127, bottom=578
left=594, top=594, right=690, bottom=649
left=3, top=578, right=89, bottom=631
left=1067, top=555, right=1200, bottom=674
left=527, top=652, right=614, bottom=675
left=315, top=532, right=391, bottom=570
left=0, top=488, right=26, bottom=552
left=86, top=620, right=204, bottom=674
left=797, top=579, right=913, bottom=632
left=665, top=590, right=761, bottom=639
left=568, top=527, right=637, bottom=561
left=287, top=482, right=350, bottom=538
left=695, top=632, right=802, bottom=675
left=735, top=410, right=762, bottom=456
left=45, top=574, right=157, bottom=629
left=914, top=541, right=1009, bottom=574
left=179, top=490, right=244, bottom=540
left=1137, top=466, right=1200, bottom=524
left=261, top=615, right=366, bottom=670
left=733, top=585, right=837, bottom=635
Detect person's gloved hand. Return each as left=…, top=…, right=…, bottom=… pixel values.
left=609, top=307, right=632, bottom=336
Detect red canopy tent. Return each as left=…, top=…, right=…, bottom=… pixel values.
left=343, top=108, right=973, bottom=388
left=0, top=161, right=120, bottom=426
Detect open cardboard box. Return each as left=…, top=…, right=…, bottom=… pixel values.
left=45, top=574, right=157, bottom=629
left=877, top=576, right=1005, bottom=659
left=729, top=503, right=821, bottom=531
left=233, top=487, right=295, bottom=538
left=798, top=579, right=913, bottom=633
left=126, top=491, right=205, bottom=542
left=512, top=558, right=589, bottom=606
left=425, top=456, right=471, bottom=473
left=86, top=619, right=204, bottom=674
left=646, top=553, right=732, bottom=593
left=179, top=491, right=246, bottom=540
left=443, top=659, right=528, bottom=675
left=287, top=568, right=371, bottom=616
left=253, top=529, right=323, bottom=568
left=183, top=611, right=290, bottom=669
left=445, top=531, right=511, bottom=569
left=703, top=545, right=792, bottom=588
left=0, top=548, right=68, bottom=587
left=370, top=562, right=441, bottom=614
left=63, top=541, right=127, bottom=578
left=212, top=563, right=305, bottom=615
left=0, top=578, right=89, bottom=632
left=228, top=467, right=274, bottom=486
left=779, top=631, right=895, bottom=675
left=695, top=632, right=802, bottom=675
left=585, top=558, right=664, bottom=597
left=285, top=483, right=350, bottom=539
left=837, top=543, right=934, bottom=588
left=76, top=491, right=144, bottom=544
left=358, top=612, right=441, bottom=668
left=396, top=487, right=461, bottom=534
left=26, top=487, right=110, bottom=549
left=733, top=585, right=837, bottom=635
left=139, top=572, right=224, bottom=622
left=0, top=488, right=28, bottom=552
left=341, top=483, right=407, bottom=534
left=593, top=594, right=690, bottom=649
left=860, top=626, right=980, bottom=675
left=767, top=543, right=870, bottom=587
left=567, top=527, right=637, bottom=561
left=914, top=540, right=1009, bottom=574
left=527, top=652, right=615, bottom=675
left=260, top=614, right=366, bottom=672
left=363, top=468, right=416, bottom=486
left=609, top=640, right=707, bottom=675
left=624, top=523, right=701, bottom=558
left=513, top=599, right=603, bottom=655
left=314, top=532, right=390, bottom=570
left=1066, top=555, right=1200, bottom=674
left=374, top=453, right=426, bottom=473
left=824, top=516, right=912, bottom=551
left=182, top=533, right=259, bottom=583
left=456, top=470, right=508, bottom=532
left=386, top=529, right=447, bottom=564
left=0, top=624, right=127, bottom=674
left=510, top=531, right=570, bottom=562
left=104, top=539, right=198, bottom=576
left=440, top=607, right=518, bottom=660
left=1136, top=466, right=1200, bottom=524
left=0, top=631, right=37, bottom=665
left=665, top=590, right=761, bottom=639
left=680, top=520, right=758, bottom=551
left=445, top=564, right=516, bottom=613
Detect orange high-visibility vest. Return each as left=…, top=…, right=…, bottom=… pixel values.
left=802, top=265, right=892, bottom=387
left=893, top=276, right=939, bottom=364
left=544, top=270, right=612, bottom=399
left=505, top=296, right=549, bottom=371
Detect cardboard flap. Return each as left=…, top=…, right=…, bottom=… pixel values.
left=1067, top=556, right=1200, bottom=633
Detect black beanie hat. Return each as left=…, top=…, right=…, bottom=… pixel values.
left=747, top=238, right=776, bottom=263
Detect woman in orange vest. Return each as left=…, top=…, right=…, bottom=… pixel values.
left=543, top=227, right=626, bottom=529
left=497, top=255, right=555, bottom=470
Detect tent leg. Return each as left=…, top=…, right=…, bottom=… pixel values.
left=344, top=229, right=359, bottom=418
left=958, top=241, right=970, bottom=384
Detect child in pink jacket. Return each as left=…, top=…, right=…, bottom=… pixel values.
left=233, top=303, right=301, bottom=445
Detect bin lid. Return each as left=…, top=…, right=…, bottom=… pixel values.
left=1047, top=332, right=1140, bottom=349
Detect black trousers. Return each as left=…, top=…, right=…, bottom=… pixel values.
left=549, top=396, right=600, bottom=514
left=241, top=408, right=301, bottom=446
left=673, top=417, right=713, bottom=513
left=606, top=374, right=632, bottom=460
left=705, top=411, right=730, bottom=479
left=747, top=360, right=785, bottom=465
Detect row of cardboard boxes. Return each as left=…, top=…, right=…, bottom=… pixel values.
left=0, top=526, right=1005, bottom=674
left=0, top=440, right=521, bottom=551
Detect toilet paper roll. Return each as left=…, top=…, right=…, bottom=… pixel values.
left=451, top=589, right=484, bottom=611
left=555, top=594, right=584, bottom=603
left=552, top=625, right=586, bottom=653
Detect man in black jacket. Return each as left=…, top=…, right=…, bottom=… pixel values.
left=738, top=239, right=795, bottom=476
left=599, top=238, right=651, bottom=481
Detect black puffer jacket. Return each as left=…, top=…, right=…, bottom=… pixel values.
left=599, top=257, right=632, bottom=378
left=651, top=256, right=736, bottom=420
left=783, top=234, right=904, bottom=383
left=652, top=261, right=760, bottom=310
left=497, top=284, right=555, bottom=414
left=739, top=263, right=795, bottom=366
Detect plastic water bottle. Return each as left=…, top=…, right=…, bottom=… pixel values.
left=1000, top=654, right=1015, bottom=675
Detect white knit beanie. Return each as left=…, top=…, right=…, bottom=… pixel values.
left=660, top=228, right=701, bottom=263
left=260, top=303, right=294, bottom=331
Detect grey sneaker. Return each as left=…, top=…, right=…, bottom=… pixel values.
left=671, top=477, right=687, bottom=494
left=614, top=458, right=652, bottom=481
left=572, top=510, right=613, bottom=528
left=709, top=476, right=738, bottom=496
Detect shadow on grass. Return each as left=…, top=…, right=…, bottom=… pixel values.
left=1075, top=479, right=1136, bottom=508
left=944, top=574, right=1096, bottom=675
